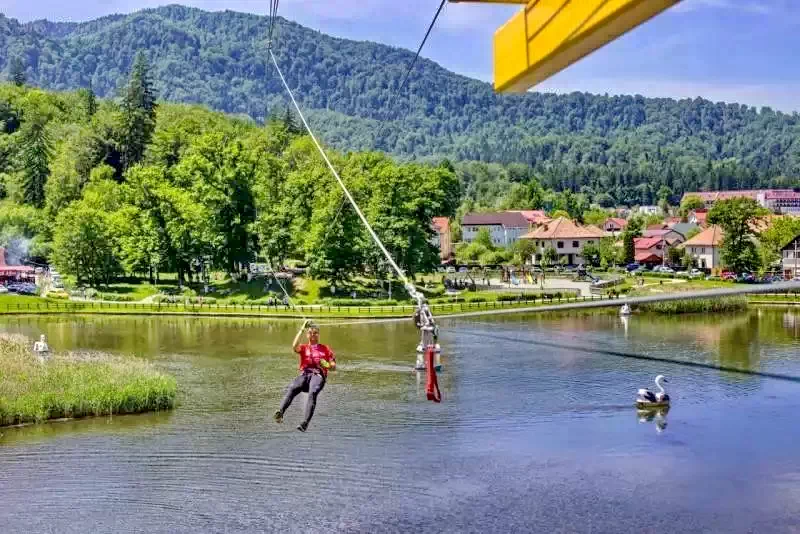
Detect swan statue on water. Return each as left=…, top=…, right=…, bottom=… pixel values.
left=620, top=303, right=632, bottom=316
left=636, top=375, right=670, bottom=408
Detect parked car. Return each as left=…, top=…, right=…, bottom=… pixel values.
left=626, top=263, right=641, bottom=272
left=721, top=271, right=736, bottom=281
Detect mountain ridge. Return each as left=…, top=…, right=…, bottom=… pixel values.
left=0, top=4, right=798, bottom=202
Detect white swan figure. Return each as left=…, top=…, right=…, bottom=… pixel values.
left=636, top=375, right=670, bottom=408
left=620, top=303, right=632, bottom=316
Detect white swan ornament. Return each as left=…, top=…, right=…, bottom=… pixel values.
left=636, top=375, right=670, bottom=408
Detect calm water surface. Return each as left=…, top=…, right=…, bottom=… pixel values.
left=1, top=310, right=800, bottom=533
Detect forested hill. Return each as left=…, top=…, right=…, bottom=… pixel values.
left=1, top=5, right=799, bottom=204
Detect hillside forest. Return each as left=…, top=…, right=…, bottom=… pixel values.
left=0, top=5, right=799, bottom=211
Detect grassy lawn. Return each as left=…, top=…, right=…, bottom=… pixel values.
left=0, top=333, right=176, bottom=427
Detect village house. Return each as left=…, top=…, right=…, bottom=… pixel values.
left=633, top=237, right=667, bottom=266
left=461, top=212, right=531, bottom=248
left=602, top=217, right=627, bottom=234
left=521, top=217, right=605, bottom=266
left=782, top=234, right=800, bottom=279
left=509, top=210, right=551, bottom=226
left=643, top=227, right=685, bottom=246
left=689, top=209, right=709, bottom=226
left=679, top=225, right=724, bottom=271
left=682, top=189, right=800, bottom=215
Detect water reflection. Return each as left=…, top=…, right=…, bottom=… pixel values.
left=637, top=406, right=669, bottom=434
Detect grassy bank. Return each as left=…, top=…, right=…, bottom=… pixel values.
left=0, top=334, right=176, bottom=427
left=638, top=296, right=748, bottom=315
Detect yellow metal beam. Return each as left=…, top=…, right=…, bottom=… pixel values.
left=477, top=0, right=681, bottom=93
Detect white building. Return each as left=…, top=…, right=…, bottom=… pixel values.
left=521, top=217, right=605, bottom=266
left=636, top=205, right=660, bottom=216
left=679, top=225, right=724, bottom=271
left=782, top=234, right=800, bottom=279
left=461, top=212, right=531, bottom=248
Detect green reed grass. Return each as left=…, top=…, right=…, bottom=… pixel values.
left=639, top=296, right=748, bottom=315
left=0, top=334, right=176, bottom=427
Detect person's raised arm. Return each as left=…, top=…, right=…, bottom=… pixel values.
left=292, top=320, right=309, bottom=353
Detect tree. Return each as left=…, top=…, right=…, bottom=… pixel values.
left=282, top=106, right=300, bottom=135
left=708, top=198, right=766, bottom=273
left=52, top=201, right=120, bottom=286
left=582, top=242, right=600, bottom=266
left=582, top=208, right=609, bottom=226
left=667, top=246, right=684, bottom=266
left=473, top=228, right=494, bottom=249
left=9, top=57, right=25, bottom=87
left=77, top=85, right=98, bottom=120
left=543, top=246, right=557, bottom=268
left=757, top=216, right=800, bottom=272
left=19, top=115, right=53, bottom=208
left=679, top=194, right=705, bottom=220
left=511, top=238, right=535, bottom=266
left=623, top=232, right=636, bottom=265
left=120, top=51, right=158, bottom=171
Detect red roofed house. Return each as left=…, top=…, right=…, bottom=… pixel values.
left=461, top=211, right=532, bottom=248
left=431, top=217, right=452, bottom=262
left=682, top=189, right=800, bottom=215
left=633, top=237, right=667, bottom=266
left=509, top=210, right=551, bottom=226
left=759, top=190, right=800, bottom=215
left=679, top=225, right=724, bottom=270
left=521, top=217, right=605, bottom=266
left=603, top=217, right=627, bottom=234
left=0, top=247, right=35, bottom=283
left=689, top=209, right=708, bottom=226
left=642, top=227, right=685, bottom=246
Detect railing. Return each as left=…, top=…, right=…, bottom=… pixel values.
left=0, top=288, right=796, bottom=316
left=0, top=293, right=619, bottom=316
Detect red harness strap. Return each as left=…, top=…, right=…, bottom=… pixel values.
left=425, top=346, right=441, bottom=403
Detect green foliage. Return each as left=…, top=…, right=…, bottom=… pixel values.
left=0, top=333, right=176, bottom=427
left=120, top=52, right=157, bottom=171
left=708, top=198, right=766, bottom=273
left=757, top=216, right=800, bottom=271
left=543, top=246, right=558, bottom=267
left=19, top=114, right=53, bottom=208
left=8, top=57, right=25, bottom=87
left=582, top=242, right=600, bottom=266
left=473, top=228, right=494, bottom=249
left=582, top=208, right=610, bottom=226
left=623, top=232, right=636, bottom=265
left=1, top=5, right=798, bottom=205
left=680, top=195, right=705, bottom=219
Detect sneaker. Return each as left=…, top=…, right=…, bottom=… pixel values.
left=297, top=421, right=308, bottom=432
left=273, top=410, right=283, bottom=423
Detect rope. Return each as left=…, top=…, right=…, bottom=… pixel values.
left=267, top=0, right=280, bottom=47
left=399, top=0, right=447, bottom=92
left=267, top=48, right=425, bottom=307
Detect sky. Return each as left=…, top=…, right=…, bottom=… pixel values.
left=3, top=0, right=800, bottom=112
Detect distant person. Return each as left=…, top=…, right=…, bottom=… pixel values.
left=273, top=321, right=336, bottom=432
left=33, top=334, right=49, bottom=362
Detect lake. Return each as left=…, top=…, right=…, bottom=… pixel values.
left=1, top=309, right=799, bottom=533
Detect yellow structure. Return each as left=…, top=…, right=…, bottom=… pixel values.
left=451, top=0, right=682, bottom=93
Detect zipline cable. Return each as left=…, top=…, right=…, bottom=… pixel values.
left=399, top=0, right=448, bottom=92
left=267, top=48, right=425, bottom=306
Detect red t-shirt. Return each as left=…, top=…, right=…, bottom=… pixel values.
left=295, top=343, right=335, bottom=376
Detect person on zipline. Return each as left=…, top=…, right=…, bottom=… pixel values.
left=273, top=320, right=336, bottom=432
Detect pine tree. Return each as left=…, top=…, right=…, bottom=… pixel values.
left=282, top=106, right=299, bottom=135
left=120, top=51, right=157, bottom=171
left=78, top=83, right=97, bottom=120
left=9, top=57, right=26, bottom=87
left=20, top=116, right=53, bottom=208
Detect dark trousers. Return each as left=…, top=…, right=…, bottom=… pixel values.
left=278, top=370, right=326, bottom=425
